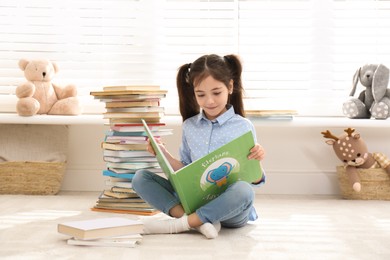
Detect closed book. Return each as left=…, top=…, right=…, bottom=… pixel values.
left=67, top=234, right=142, bottom=248
left=99, top=192, right=141, bottom=202
left=91, top=89, right=167, bottom=96
left=109, top=117, right=161, bottom=124
left=110, top=186, right=135, bottom=193
left=105, top=100, right=160, bottom=108
left=103, top=169, right=136, bottom=179
left=105, top=162, right=159, bottom=170
left=111, top=122, right=165, bottom=129
left=91, top=207, right=159, bottom=216
left=105, top=135, right=147, bottom=141
left=103, top=111, right=162, bottom=119
left=101, top=142, right=147, bottom=151
left=103, top=156, right=157, bottom=163
left=57, top=217, right=144, bottom=240
left=105, top=179, right=133, bottom=188
left=103, top=149, right=151, bottom=157
left=95, top=95, right=165, bottom=102
left=103, top=190, right=139, bottom=199
left=106, top=106, right=164, bottom=113
left=95, top=202, right=152, bottom=209
left=105, top=129, right=173, bottom=137
left=103, top=85, right=160, bottom=91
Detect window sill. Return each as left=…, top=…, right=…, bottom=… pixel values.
left=0, top=113, right=107, bottom=125
left=1, top=113, right=390, bottom=128
left=247, top=116, right=390, bottom=128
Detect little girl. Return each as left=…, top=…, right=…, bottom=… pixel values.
left=132, top=54, right=266, bottom=239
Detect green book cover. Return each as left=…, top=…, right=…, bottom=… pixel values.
left=141, top=119, right=263, bottom=214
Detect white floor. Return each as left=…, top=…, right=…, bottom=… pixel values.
left=0, top=192, right=389, bottom=260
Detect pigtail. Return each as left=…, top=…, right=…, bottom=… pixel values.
left=224, top=55, right=245, bottom=117
left=176, top=63, right=199, bottom=121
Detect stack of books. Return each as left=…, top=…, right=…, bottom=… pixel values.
left=91, top=85, right=167, bottom=125
left=90, top=85, right=172, bottom=215
left=58, top=217, right=144, bottom=248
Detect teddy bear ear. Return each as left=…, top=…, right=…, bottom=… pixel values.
left=51, top=61, right=59, bottom=73
left=18, top=59, right=30, bottom=71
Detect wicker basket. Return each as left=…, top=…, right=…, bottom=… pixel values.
left=0, top=161, right=66, bottom=195
left=336, top=166, right=390, bottom=200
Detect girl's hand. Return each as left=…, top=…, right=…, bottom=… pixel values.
left=146, top=137, right=165, bottom=156
left=248, top=143, right=265, bottom=161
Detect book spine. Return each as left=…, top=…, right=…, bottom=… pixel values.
left=170, top=174, right=192, bottom=214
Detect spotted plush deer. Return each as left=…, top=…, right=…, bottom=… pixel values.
left=321, top=128, right=390, bottom=192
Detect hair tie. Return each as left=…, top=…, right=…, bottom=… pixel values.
left=185, top=63, right=191, bottom=84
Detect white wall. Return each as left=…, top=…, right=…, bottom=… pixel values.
left=61, top=117, right=390, bottom=195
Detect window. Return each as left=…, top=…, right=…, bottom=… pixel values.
left=1, top=0, right=390, bottom=116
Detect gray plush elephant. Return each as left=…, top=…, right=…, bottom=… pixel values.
left=343, top=64, right=390, bottom=119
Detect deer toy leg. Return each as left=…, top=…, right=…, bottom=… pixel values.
left=346, top=166, right=361, bottom=192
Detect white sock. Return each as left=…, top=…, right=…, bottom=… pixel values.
left=195, top=222, right=221, bottom=239
left=142, top=215, right=191, bottom=234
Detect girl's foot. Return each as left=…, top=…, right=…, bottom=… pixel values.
left=195, top=222, right=221, bottom=239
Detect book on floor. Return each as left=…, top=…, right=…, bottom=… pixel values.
left=102, top=189, right=139, bottom=199
left=90, top=207, right=159, bottom=216
left=141, top=119, right=263, bottom=214
left=67, top=234, right=142, bottom=248
left=57, top=217, right=144, bottom=240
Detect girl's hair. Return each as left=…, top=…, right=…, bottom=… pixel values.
left=176, top=54, right=245, bottom=121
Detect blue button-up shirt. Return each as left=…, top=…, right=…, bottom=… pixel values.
left=180, top=105, right=257, bottom=164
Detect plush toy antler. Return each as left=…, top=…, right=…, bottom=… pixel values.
left=321, top=130, right=339, bottom=141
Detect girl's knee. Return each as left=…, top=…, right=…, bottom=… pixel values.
left=230, top=181, right=254, bottom=204
left=132, top=169, right=152, bottom=192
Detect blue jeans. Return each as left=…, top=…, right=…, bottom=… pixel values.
left=132, top=169, right=257, bottom=228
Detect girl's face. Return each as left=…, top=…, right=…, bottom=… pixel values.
left=194, top=75, right=232, bottom=120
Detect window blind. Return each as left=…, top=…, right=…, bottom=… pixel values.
left=1, top=0, right=390, bottom=116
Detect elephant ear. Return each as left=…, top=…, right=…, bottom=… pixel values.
left=372, top=64, right=389, bottom=102
left=350, top=67, right=361, bottom=96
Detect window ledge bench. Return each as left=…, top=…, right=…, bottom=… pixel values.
left=1, top=113, right=390, bottom=127
left=1, top=113, right=389, bottom=195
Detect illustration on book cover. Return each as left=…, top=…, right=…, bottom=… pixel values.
left=201, top=156, right=238, bottom=190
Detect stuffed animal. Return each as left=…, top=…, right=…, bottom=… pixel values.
left=16, top=59, right=81, bottom=116
left=342, top=64, right=390, bottom=119
left=321, top=128, right=390, bottom=192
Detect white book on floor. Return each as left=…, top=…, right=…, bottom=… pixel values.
left=67, top=234, right=142, bottom=248
left=58, top=217, right=144, bottom=240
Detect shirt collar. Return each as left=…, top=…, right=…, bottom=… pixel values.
left=196, top=104, right=235, bottom=125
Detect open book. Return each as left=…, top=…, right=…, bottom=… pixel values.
left=141, top=119, right=263, bottom=214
